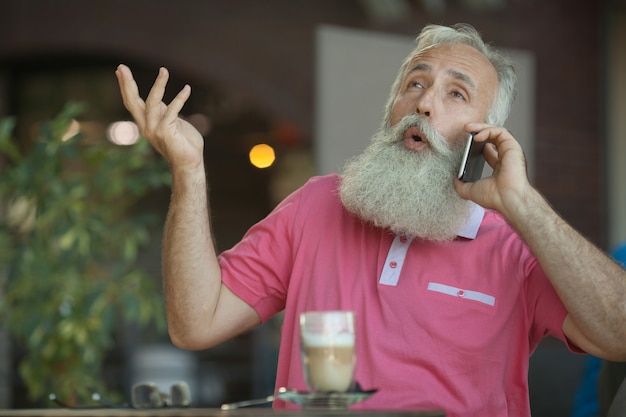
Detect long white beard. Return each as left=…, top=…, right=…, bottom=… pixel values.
left=338, top=115, right=472, bottom=241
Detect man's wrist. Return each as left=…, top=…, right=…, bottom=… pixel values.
left=501, top=185, right=554, bottom=231
left=171, top=162, right=207, bottom=194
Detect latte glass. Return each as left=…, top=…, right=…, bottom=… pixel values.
left=299, top=311, right=356, bottom=393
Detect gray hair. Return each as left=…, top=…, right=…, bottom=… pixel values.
left=382, top=23, right=517, bottom=128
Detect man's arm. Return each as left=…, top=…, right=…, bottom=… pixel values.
left=162, top=164, right=260, bottom=349
left=455, top=123, right=626, bottom=361
left=115, top=65, right=260, bottom=350
left=506, top=184, right=626, bottom=360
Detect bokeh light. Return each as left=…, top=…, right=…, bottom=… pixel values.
left=249, top=143, right=275, bottom=169
left=107, top=121, right=140, bottom=145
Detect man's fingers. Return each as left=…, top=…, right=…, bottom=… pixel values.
left=115, top=64, right=146, bottom=116
left=145, top=67, right=169, bottom=119
left=483, top=143, right=499, bottom=169
left=116, top=65, right=192, bottom=156
left=162, top=85, right=191, bottom=126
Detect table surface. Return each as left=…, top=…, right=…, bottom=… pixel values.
left=0, top=408, right=446, bottom=417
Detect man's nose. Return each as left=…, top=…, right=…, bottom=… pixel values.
left=415, top=89, right=434, bottom=117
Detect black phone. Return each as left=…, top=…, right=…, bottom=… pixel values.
left=457, top=132, right=485, bottom=182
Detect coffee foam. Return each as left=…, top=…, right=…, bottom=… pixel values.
left=301, top=333, right=354, bottom=347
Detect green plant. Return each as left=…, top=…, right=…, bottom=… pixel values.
left=0, top=103, right=170, bottom=405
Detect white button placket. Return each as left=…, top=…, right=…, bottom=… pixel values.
left=379, top=234, right=414, bottom=286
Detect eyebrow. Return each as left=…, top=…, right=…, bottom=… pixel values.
left=407, top=62, right=477, bottom=92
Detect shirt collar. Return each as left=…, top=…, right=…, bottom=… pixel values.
left=456, top=202, right=485, bottom=239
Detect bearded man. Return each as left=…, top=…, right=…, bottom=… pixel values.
left=340, top=113, right=472, bottom=241
left=116, top=23, right=626, bottom=417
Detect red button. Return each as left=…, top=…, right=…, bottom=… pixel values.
left=389, top=261, right=398, bottom=268
left=457, top=290, right=465, bottom=297
left=399, top=236, right=408, bottom=243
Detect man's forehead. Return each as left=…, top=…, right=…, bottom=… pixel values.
left=403, top=43, right=497, bottom=87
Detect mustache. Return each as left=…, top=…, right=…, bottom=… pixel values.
left=388, top=114, right=452, bottom=157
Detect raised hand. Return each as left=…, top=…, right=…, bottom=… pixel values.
left=115, top=65, right=204, bottom=172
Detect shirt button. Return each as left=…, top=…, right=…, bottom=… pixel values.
left=399, top=236, right=408, bottom=243
left=457, top=290, right=465, bottom=297
left=389, top=261, right=398, bottom=268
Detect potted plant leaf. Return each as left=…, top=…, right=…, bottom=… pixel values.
left=0, top=102, right=170, bottom=407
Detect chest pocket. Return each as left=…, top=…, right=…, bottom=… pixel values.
left=427, top=281, right=496, bottom=306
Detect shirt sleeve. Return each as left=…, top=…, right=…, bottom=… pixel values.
left=524, top=259, right=585, bottom=353
left=218, top=184, right=303, bottom=323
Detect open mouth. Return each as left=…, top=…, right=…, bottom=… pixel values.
left=404, top=126, right=425, bottom=143
left=402, top=125, right=429, bottom=152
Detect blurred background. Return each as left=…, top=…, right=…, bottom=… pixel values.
left=0, top=0, right=625, bottom=416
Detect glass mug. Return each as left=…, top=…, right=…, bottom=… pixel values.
left=299, top=311, right=356, bottom=393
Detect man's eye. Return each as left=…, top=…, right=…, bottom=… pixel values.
left=409, top=81, right=423, bottom=89
left=451, top=91, right=466, bottom=100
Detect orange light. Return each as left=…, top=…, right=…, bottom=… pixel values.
left=249, top=144, right=275, bottom=168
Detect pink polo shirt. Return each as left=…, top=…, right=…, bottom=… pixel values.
left=218, top=174, right=575, bottom=417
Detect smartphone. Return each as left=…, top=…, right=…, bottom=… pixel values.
left=457, top=132, right=486, bottom=182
